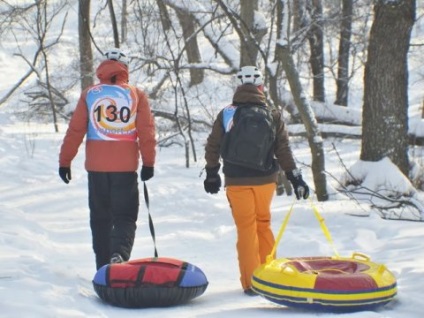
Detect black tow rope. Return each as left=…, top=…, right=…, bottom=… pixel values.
left=143, top=182, right=158, bottom=258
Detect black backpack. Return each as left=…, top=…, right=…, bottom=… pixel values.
left=220, top=104, right=276, bottom=171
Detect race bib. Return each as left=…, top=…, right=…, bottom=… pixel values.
left=86, top=84, right=137, bottom=141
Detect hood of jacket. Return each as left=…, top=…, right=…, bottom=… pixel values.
left=96, top=60, right=129, bottom=84
left=232, top=84, right=266, bottom=106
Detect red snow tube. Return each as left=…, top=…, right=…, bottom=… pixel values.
left=92, top=257, right=208, bottom=308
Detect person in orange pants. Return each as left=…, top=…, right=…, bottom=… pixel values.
left=227, top=184, right=276, bottom=290
left=203, top=66, right=309, bottom=296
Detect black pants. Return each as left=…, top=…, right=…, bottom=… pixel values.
left=88, top=171, right=139, bottom=270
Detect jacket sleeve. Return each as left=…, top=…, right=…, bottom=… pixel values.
left=204, top=110, right=224, bottom=168
left=59, top=92, right=88, bottom=167
left=136, top=88, right=156, bottom=167
left=273, top=110, right=297, bottom=172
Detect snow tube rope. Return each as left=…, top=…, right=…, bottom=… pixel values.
left=267, top=198, right=339, bottom=264
left=143, top=181, right=158, bottom=258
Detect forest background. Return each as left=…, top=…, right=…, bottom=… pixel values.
left=1, top=1, right=424, bottom=317
left=2, top=0, right=424, bottom=213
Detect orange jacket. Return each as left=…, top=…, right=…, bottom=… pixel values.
left=59, top=60, right=156, bottom=172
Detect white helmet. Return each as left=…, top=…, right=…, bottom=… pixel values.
left=236, top=66, right=263, bottom=86
left=104, top=48, right=129, bottom=66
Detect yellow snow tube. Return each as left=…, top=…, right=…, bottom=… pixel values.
left=252, top=253, right=397, bottom=311
left=251, top=200, right=397, bottom=312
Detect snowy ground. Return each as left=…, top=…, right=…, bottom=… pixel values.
left=0, top=118, right=423, bottom=318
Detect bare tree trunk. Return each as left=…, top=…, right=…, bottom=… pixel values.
left=267, top=63, right=281, bottom=108
left=35, top=0, right=69, bottom=132
left=278, top=46, right=328, bottom=201
left=34, top=1, right=60, bottom=132
left=121, top=0, right=128, bottom=43
left=42, top=53, right=59, bottom=133
left=276, top=0, right=328, bottom=201
left=361, top=0, right=415, bottom=176
left=78, top=0, right=93, bottom=91
left=107, top=0, right=120, bottom=47
left=422, top=99, right=424, bottom=119
left=306, top=0, right=325, bottom=102
left=239, top=0, right=267, bottom=67
left=335, top=0, right=353, bottom=106
left=174, top=7, right=204, bottom=86
left=215, top=0, right=264, bottom=68
left=156, top=0, right=171, bottom=32
left=292, top=0, right=305, bottom=33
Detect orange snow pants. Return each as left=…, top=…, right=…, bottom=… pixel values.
left=226, top=183, right=276, bottom=290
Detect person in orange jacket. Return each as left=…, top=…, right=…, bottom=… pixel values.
left=59, top=48, right=156, bottom=270
left=203, top=66, right=309, bottom=295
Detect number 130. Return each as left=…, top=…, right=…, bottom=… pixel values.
left=94, top=105, right=131, bottom=123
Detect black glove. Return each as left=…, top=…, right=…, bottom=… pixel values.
left=204, top=165, right=221, bottom=194
left=285, top=169, right=309, bottom=200
left=59, top=167, right=71, bottom=184
left=141, top=166, right=154, bottom=181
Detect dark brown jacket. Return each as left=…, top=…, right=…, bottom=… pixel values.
left=205, top=84, right=296, bottom=186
